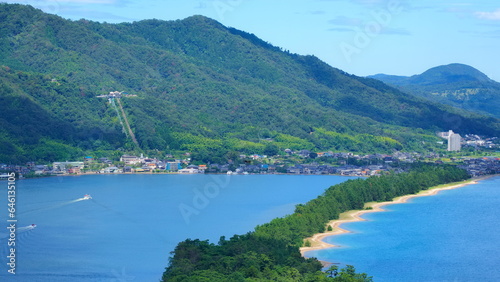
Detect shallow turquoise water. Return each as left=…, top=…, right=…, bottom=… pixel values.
left=307, top=176, right=500, bottom=282
left=0, top=174, right=354, bottom=281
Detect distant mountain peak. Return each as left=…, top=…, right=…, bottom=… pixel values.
left=368, top=64, right=500, bottom=118
left=412, top=63, right=492, bottom=85
left=180, top=14, right=226, bottom=29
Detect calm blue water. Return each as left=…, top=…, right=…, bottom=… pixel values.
left=307, top=176, right=500, bottom=282
left=0, top=174, right=355, bottom=281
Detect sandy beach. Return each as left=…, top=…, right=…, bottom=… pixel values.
left=300, top=175, right=497, bottom=260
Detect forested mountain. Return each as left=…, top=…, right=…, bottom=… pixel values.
left=1, top=4, right=500, bottom=163
left=369, top=64, right=500, bottom=118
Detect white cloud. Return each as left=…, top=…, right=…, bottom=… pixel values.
left=459, top=29, right=500, bottom=39
left=475, top=8, right=500, bottom=20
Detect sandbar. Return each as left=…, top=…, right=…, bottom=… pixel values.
left=300, top=175, right=497, bottom=261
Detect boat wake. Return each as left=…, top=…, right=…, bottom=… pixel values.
left=19, top=195, right=92, bottom=216
left=17, top=224, right=37, bottom=232
left=0, top=224, right=36, bottom=240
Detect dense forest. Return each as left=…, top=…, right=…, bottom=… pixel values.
left=1, top=4, right=500, bottom=163
left=369, top=64, right=500, bottom=118
left=162, top=164, right=470, bottom=281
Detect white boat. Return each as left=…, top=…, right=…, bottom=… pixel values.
left=83, top=194, right=92, bottom=200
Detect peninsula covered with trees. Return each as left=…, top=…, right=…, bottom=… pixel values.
left=162, top=164, right=470, bottom=281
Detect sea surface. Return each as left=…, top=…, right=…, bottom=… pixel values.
left=0, top=174, right=355, bottom=281
left=307, top=176, right=500, bottom=282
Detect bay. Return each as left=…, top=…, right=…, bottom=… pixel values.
left=308, top=176, right=500, bottom=282
left=0, top=174, right=354, bottom=281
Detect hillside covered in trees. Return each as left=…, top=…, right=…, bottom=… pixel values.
left=1, top=4, right=500, bottom=163
left=369, top=64, right=500, bottom=119
left=162, top=165, right=470, bottom=281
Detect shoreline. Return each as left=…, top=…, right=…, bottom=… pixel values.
left=300, top=174, right=498, bottom=263
left=11, top=171, right=360, bottom=180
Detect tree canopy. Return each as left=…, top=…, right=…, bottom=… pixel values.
left=162, top=164, right=469, bottom=281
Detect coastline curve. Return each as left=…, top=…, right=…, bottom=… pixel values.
left=300, top=175, right=497, bottom=262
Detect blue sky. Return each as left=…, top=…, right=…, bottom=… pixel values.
left=4, top=0, right=500, bottom=81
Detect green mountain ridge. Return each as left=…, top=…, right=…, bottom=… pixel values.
left=369, top=63, right=500, bottom=118
left=1, top=4, right=499, bottom=163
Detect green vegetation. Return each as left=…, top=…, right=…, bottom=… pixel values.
left=162, top=164, right=469, bottom=281
left=1, top=4, right=500, bottom=164
left=370, top=63, right=500, bottom=118
left=0, top=66, right=124, bottom=163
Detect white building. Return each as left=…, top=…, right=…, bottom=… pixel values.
left=100, top=167, right=121, bottom=173
left=178, top=168, right=199, bottom=174
left=120, top=155, right=143, bottom=165
left=447, top=130, right=462, bottom=151
left=52, top=162, right=85, bottom=171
